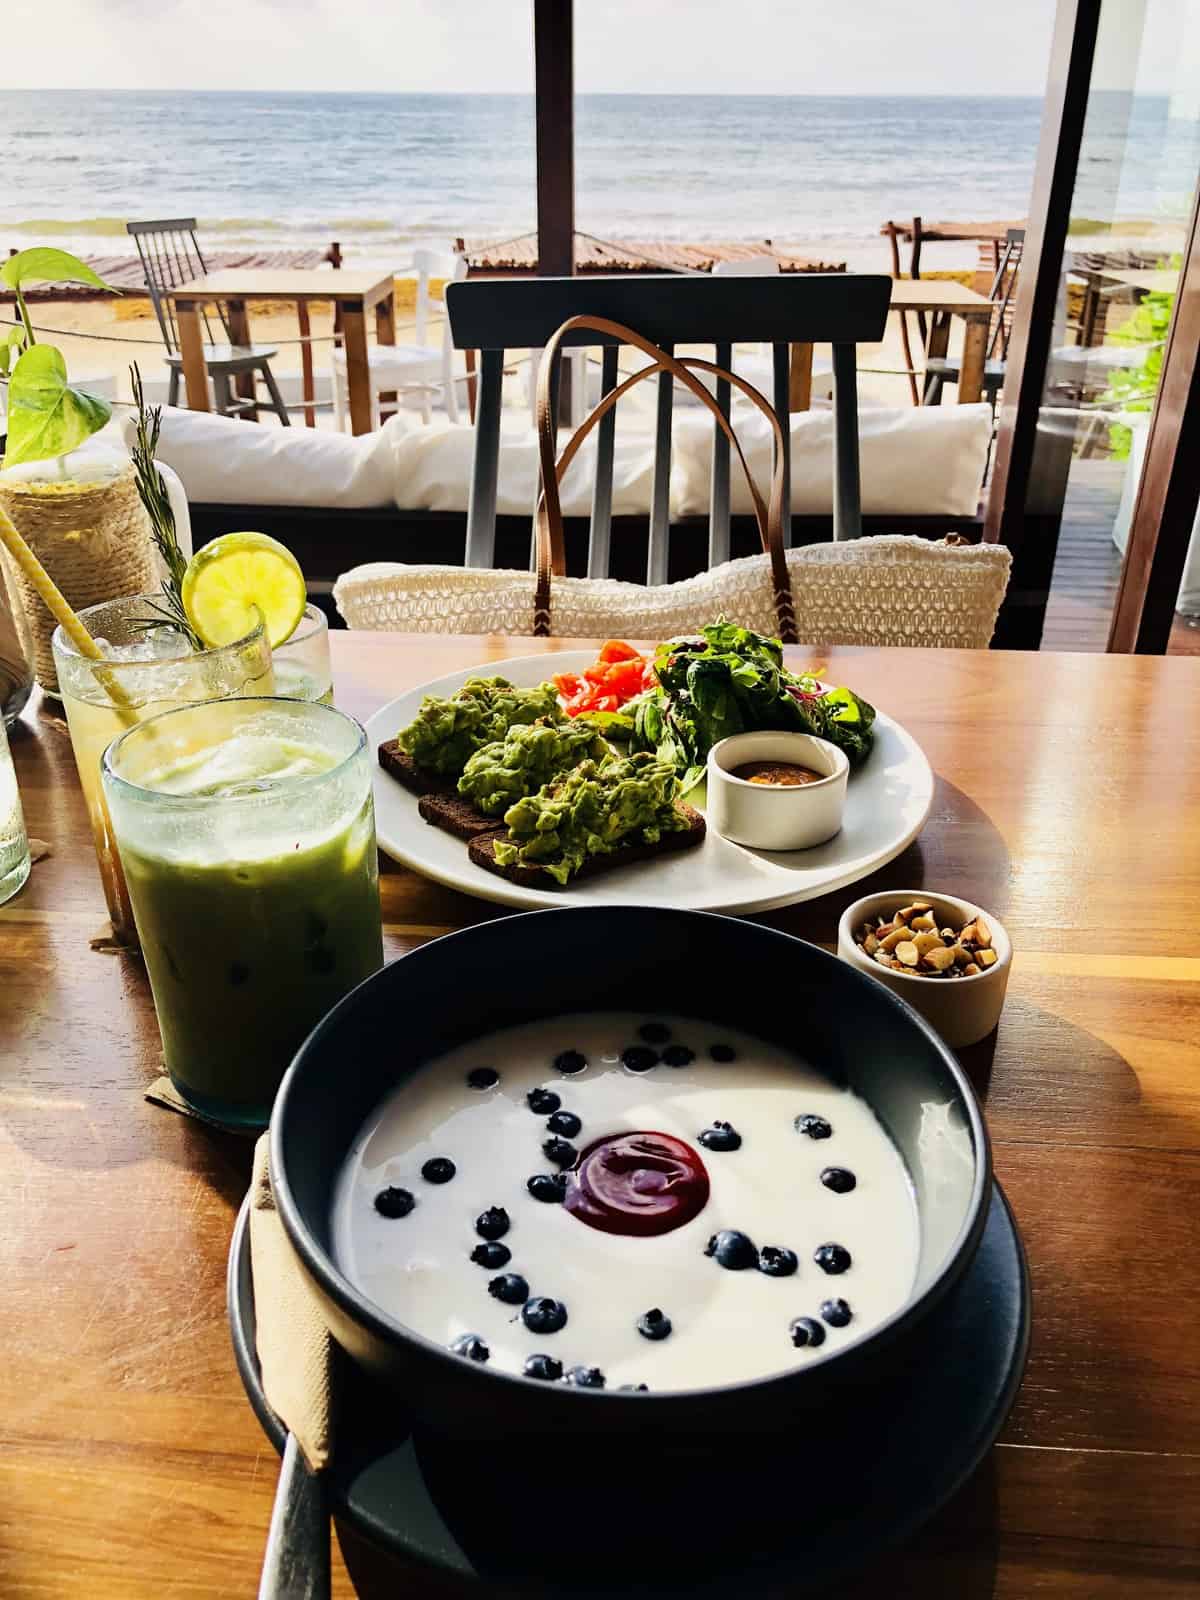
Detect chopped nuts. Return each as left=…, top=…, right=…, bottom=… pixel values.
left=853, top=904, right=1001, bottom=980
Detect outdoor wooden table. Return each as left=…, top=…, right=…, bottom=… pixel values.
left=2, top=635, right=1198, bottom=1597
left=888, top=278, right=994, bottom=403
left=164, top=269, right=397, bottom=436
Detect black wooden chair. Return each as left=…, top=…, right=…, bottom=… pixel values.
left=126, top=218, right=290, bottom=423
left=923, top=230, right=1024, bottom=407
left=443, top=273, right=891, bottom=585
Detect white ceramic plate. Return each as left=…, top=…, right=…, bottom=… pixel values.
left=365, top=651, right=934, bottom=915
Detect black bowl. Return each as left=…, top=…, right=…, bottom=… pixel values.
left=271, top=907, right=991, bottom=1440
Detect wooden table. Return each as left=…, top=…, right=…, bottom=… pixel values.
left=3, top=636, right=1199, bottom=1597
left=888, top=278, right=994, bottom=404
left=165, top=269, right=396, bottom=436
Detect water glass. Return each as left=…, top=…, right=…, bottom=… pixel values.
left=0, top=718, right=31, bottom=905
left=102, top=697, right=383, bottom=1128
left=273, top=604, right=333, bottom=704
left=52, top=595, right=272, bottom=945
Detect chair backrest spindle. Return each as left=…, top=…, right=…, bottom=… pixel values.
left=446, top=274, right=890, bottom=577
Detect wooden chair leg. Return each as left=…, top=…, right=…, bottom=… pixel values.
left=259, top=361, right=291, bottom=427
left=167, top=368, right=180, bottom=408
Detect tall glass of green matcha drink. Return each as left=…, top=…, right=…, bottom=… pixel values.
left=102, top=697, right=383, bottom=1127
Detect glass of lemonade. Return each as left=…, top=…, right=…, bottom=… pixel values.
left=101, top=696, right=383, bottom=1128
left=272, top=603, right=333, bottom=704
left=52, top=596, right=273, bottom=945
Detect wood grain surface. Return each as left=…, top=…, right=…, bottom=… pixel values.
left=2, top=635, right=1198, bottom=1598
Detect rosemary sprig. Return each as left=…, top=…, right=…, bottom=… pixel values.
left=129, top=363, right=203, bottom=651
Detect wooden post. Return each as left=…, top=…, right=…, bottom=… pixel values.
left=534, top=0, right=576, bottom=421
left=534, top=0, right=575, bottom=280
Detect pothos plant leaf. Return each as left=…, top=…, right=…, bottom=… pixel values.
left=2, top=344, right=113, bottom=468
left=0, top=326, right=25, bottom=378
left=0, top=247, right=111, bottom=294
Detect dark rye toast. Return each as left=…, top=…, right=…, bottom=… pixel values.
left=417, top=790, right=507, bottom=842
left=467, top=802, right=706, bottom=889
left=377, top=739, right=460, bottom=799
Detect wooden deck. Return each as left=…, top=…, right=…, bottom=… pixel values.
left=1042, top=459, right=1199, bottom=654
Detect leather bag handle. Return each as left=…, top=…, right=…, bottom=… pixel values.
left=532, top=314, right=798, bottom=643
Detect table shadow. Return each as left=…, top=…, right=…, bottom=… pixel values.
left=332, top=1452, right=1000, bottom=1600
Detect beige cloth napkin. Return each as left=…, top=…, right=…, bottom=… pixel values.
left=248, top=1133, right=336, bottom=1472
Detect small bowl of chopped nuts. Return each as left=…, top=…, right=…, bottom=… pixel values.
left=837, top=891, right=1012, bottom=1049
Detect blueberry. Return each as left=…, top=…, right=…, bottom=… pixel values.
left=795, top=1114, right=833, bottom=1140
left=704, top=1229, right=759, bottom=1270
left=662, top=1044, right=695, bottom=1067
left=470, top=1241, right=512, bottom=1269
left=638, top=1022, right=671, bottom=1044
left=488, top=1273, right=530, bottom=1306
left=546, top=1110, right=582, bottom=1138
left=622, top=1045, right=658, bottom=1073
left=821, top=1297, right=853, bottom=1328
left=758, top=1246, right=798, bottom=1278
left=814, top=1243, right=852, bottom=1275
left=619, top=1383, right=650, bottom=1393
left=637, top=1308, right=672, bottom=1341
left=522, top=1296, right=568, bottom=1334
left=698, top=1120, right=742, bottom=1152
left=709, top=1043, right=737, bottom=1063
left=789, top=1317, right=826, bottom=1349
left=554, top=1049, right=588, bottom=1075
left=564, top=1365, right=606, bottom=1389
left=523, top=1353, right=563, bottom=1382
left=466, top=1066, right=498, bottom=1090
left=228, top=961, right=250, bottom=987
left=821, top=1166, right=857, bottom=1194
left=421, top=1157, right=456, bottom=1184
left=527, top=1087, right=561, bottom=1115
left=449, top=1333, right=490, bottom=1362
left=527, top=1172, right=567, bottom=1203
left=474, top=1206, right=510, bottom=1240
left=542, top=1136, right=578, bottom=1169
left=373, top=1186, right=415, bottom=1219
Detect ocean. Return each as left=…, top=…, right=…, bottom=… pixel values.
left=2, top=90, right=1195, bottom=271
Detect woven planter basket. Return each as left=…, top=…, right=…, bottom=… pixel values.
left=0, top=457, right=157, bottom=693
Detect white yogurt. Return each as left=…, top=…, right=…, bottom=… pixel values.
left=331, top=1013, right=920, bottom=1392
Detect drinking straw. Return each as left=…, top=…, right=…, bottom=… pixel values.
left=0, top=501, right=137, bottom=717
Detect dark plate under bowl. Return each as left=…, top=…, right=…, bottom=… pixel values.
left=271, top=907, right=991, bottom=1439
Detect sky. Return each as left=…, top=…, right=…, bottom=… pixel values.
left=2, top=0, right=1186, bottom=96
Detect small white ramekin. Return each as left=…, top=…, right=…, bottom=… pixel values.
left=837, top=889, right=1012, bottom=1050
left=707, top=731, right=849, bottom=852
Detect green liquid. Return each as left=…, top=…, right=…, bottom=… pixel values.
left=122, top=768, right=382, bottom=1126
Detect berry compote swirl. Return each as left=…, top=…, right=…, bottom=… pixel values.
left=562, top=1131, right=710, bottom=1237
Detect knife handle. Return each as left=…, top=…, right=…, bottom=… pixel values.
left=258, top=1433, right=330, bottom=1600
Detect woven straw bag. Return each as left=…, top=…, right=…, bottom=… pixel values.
left=334, top=315, right=1012, bottom=649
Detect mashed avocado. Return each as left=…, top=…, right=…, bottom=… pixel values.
left=457, top=719, right=608, bottom=815
left=396, top=676, right=561, bottom=777
left=493, top=751, right=686, bottom=884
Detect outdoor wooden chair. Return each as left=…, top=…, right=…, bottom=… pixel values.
left=125, top=218, right=290, bottom=423
left=441, top=273, right=891, bottom=586
left=923, top=229, right=1024, bottom=407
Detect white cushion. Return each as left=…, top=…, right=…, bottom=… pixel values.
left=127, top=401, right=989, bottom=522
left=672, top=403, right=992, bottom=518
left=121, top=406, right=397, bottom=509
left=378, top=413, right=660, bottom=518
